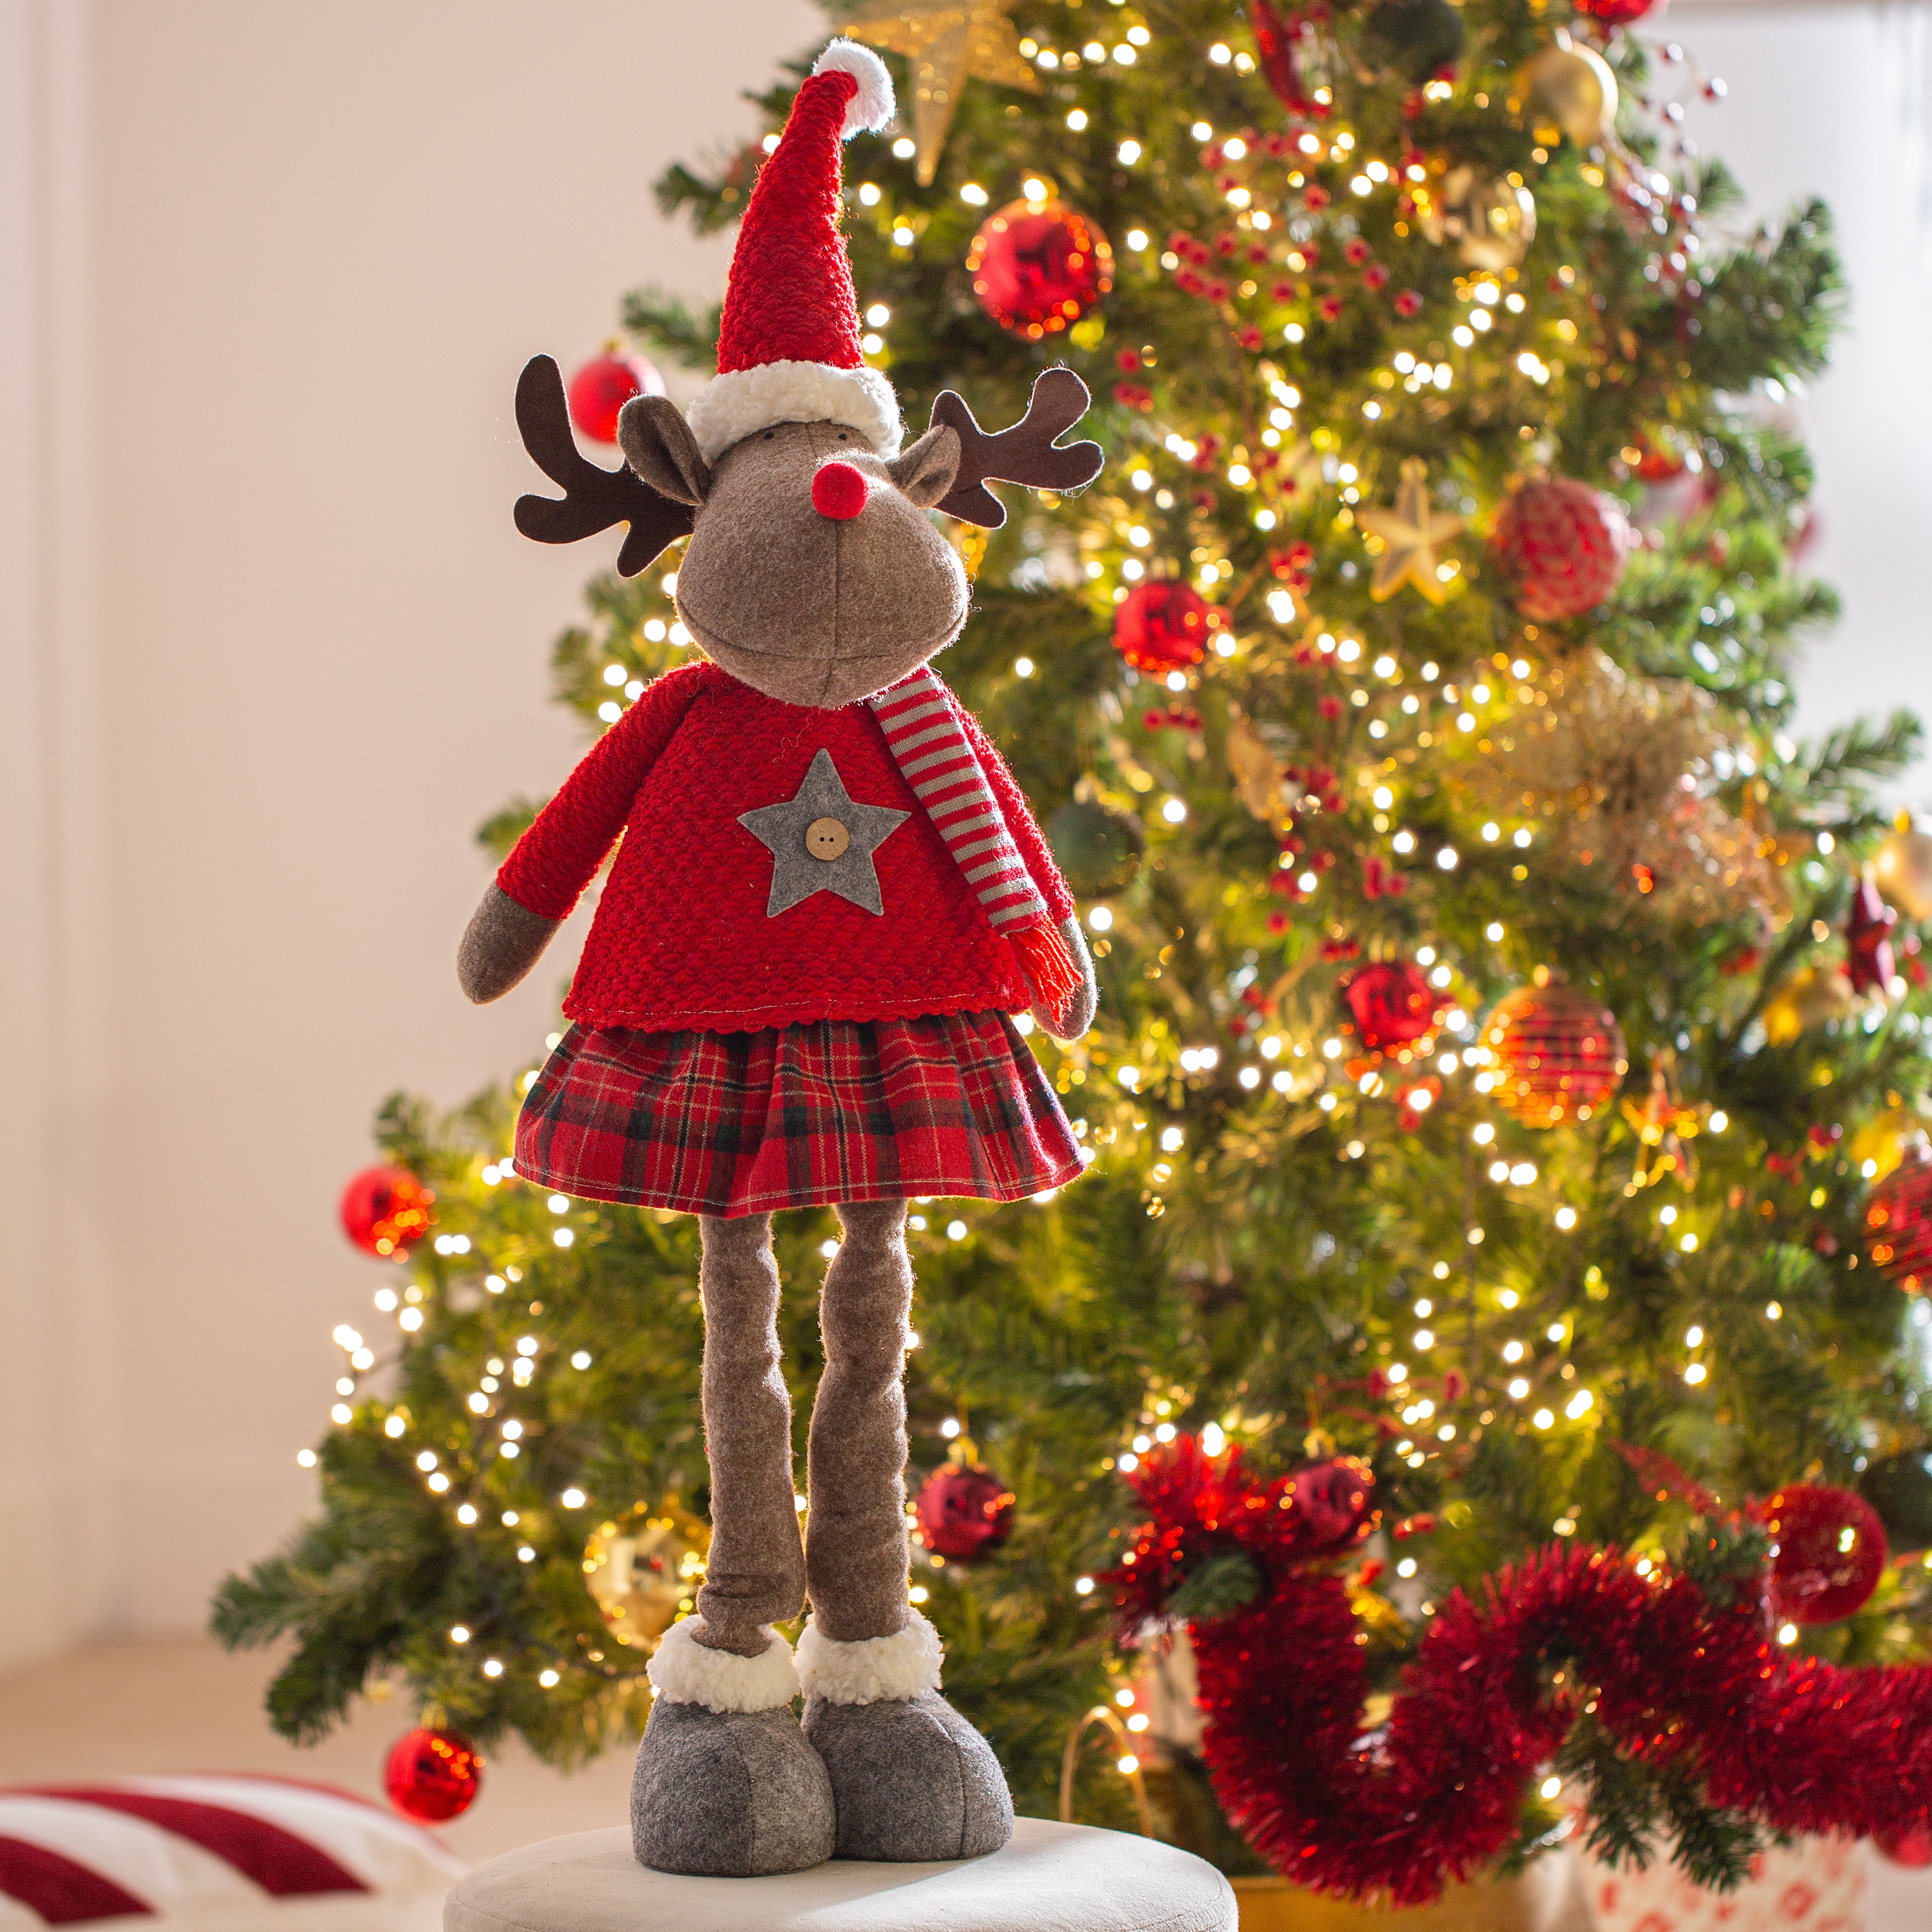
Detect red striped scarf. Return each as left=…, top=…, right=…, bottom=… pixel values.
left=868, top=668, right=1082, bottom=1014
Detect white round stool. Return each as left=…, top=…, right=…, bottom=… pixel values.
left=445, top=1818, right=1236, bottom=1932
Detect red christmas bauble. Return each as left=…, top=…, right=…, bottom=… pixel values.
left=1488, top=475, right=1634, bottom=622
left=968, top=199, right=1112, bottom=339
left=1282, top=1457, right=1377, bottom=1550
left=566, top=351, right=666, bottom=444
left=914, top=1461, right=1015, bottom=1562
left=1573, top=0, right=1658, bottom=23
left=1865, top=1143, right=1932, bottom=1292
left=1878, top=1824, right=1932, bottom=1868
left=1764, top=1483, right=1887, bottom=1626
left=339, top=1165, right=435, bottom=1259
left=383, top=1726, right=482, bottom=1822
left=1845, top=876, right=1898, bottom=995
left=1112, top=582, right=1219, bottom=673
left=1481, top=982, right=1628, bottom=1127
left=1340, top=961, right=1443, bottom=1057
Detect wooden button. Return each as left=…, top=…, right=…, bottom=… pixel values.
left=805, top=817, right=851, bottom=861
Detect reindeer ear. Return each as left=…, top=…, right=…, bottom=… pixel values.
left=886, top=426, right=961, bottom=509
left=618, top=395, right=712, bottom=507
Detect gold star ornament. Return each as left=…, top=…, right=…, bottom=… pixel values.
left=843, top=0, right=1040, bottom=187
left=1358, top=457, right=1464, bottom=604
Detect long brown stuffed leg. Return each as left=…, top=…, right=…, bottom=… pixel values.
left=632, top=1212, right=831, bottom=1878
left=798, top=1199, right=1013, bottom=1862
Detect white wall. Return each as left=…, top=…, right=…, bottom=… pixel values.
left=0, top=0, right=813, bottom=1666
left=3, top=1, right=1928, bottom=1670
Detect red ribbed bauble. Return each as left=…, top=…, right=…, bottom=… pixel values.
left=914, top=1460, right=1015, bottom=1562
left=383, top=1726, right=483, bottom=1822
left=1481, top=981, right=1628, bottom=1126
left=1764, top=1483, right=1887, bottom=1625
left=1283, top=1457, right=1378, bottom=1550
left=565, top=351, right=666, bottom=444
left=1573, top=0, right=1658, bottom=23
left=1112, top=582, right=1219, bottom=673
left=1488, top=475, right=1634, bottom=621
left=1865, top=1143, right=1932, bottom=1292
left=339, top=1165, right=435, bottom=1259
left=968, top=199, right=1112, bottom=338
left=1341, top=960, right=1443, bottom=1056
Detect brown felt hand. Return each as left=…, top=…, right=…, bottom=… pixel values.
left=457, top=884, right=562, bottom=1004
left=1032, top=915, right=1097, bottom=1042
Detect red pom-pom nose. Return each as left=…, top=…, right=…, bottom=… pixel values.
left=812, top=461, right=870, bottom=521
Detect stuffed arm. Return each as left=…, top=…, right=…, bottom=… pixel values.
left=955, top=708, right=1097, bottom=1041
left=458, top=664, right=710, bottom=1004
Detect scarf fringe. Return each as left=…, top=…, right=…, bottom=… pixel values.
left=1009, top=919, right=1081, bottom=1015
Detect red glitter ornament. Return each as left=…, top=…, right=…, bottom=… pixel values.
left=565, top=351, right=666, bottom=444
left=968, top=199, right=1112, bottom=339
left=1845, top=876, right=1898, bottom=995
left=914, top=1459, right=1014, bottom=1562
left=383, top=1726, right=482, bottom=1822
left=1574, top=0, right=1658, bottom=23
left=1340, top=960, right=1443, bottom=1056
left=1488, top=475, right=1634, bottom=622
left=1865, top=1143, right=1932, bottom=1291
left=1249, top=0, right=1314, bottom=113
left=1481, top=981, right=1628, bottom=1126
left=1281, top=1457, right=1377, bottom=1550
left=1112, top=582, right=1219, bottom=673
left=1764, top=1483, right=1888, bottom=1625
left=339, top=1165, right=435, bottom=1259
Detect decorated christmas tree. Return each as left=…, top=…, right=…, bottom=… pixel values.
left=217, top=0, right=1932, bottom=1896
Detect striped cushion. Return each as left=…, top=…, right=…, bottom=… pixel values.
left=0, top=1778, right=463, bottom=1928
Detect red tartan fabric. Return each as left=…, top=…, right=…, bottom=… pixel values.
left=515, top=1012, right=1082, bottom=1216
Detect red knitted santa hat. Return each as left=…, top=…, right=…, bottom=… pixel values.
left=685, top=42, right=902, bottom=463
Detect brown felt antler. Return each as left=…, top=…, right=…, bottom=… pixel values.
left=511, top=355, right=695, bottom=577
left=928, top=367, right=1104, bottom=529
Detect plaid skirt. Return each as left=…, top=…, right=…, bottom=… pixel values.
left=515, top=1012, right=1083, bottom=1217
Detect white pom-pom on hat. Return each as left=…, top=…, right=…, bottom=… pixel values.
left=813, top=39, right=895, bottom=139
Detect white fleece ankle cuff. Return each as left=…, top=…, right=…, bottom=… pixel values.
left=795, top=1612, right=944, bottom=1706
left=646, top=1618, right=800, bottom=1713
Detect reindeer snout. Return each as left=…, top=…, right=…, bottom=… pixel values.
left=811, top=460, right=870, bottom=521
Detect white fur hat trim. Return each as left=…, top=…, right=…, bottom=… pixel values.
left=646, top=1618, right=800, bottom=1713
left=814, top=40, right=895, bottom=138
left=795, top=1612, right=944, bottom=1706
left=686, top=358, right=903, bottom=464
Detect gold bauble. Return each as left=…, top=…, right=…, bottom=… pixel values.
left=1850, top=1108, right=1921, bottom=1182
left=1418, top=166, right=1537, bottom=272
left=1523, top=37, right=1618, bottom=147
left=581, top=1503, right=708, bottom=1650
left=1875, top=826, right=1932, bottom=923
left=1761, top=964, right=1856, bottom=1048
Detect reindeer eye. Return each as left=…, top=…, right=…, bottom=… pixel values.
left=763, top=431, right=775, bottom=441
left=836, top=431, right=848, bottom=441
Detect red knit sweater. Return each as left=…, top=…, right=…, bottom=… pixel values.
left=497, top=660, right=1076, bottom=1033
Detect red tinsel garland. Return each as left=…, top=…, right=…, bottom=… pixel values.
left=1110, top=1437, right=1932, bottom=1905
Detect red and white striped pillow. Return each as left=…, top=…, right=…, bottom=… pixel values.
left=0, top=1777, right=464, bottom=1929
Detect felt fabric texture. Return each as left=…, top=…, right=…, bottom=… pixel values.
left=796, top=1615, right=944, bottom=1705
left=628, top=1699, right=835, bottom=1878
left=672, top=422, right=967, bottom=708
left=886, top=425, right=964, bottom=509
left=444, top=1819, right=1240, bottom=1932
left=929, top=370, right=1106, bottom=530
left=615, top=394, right=711, bottom=507
left=513, top=1013, right=1082, bottom=1215
left=806, top=1202, right=917, bottom=1643
left=646, top=1618, right=799, bottom=1712
left=456, top=882, right=560, bottom=1005
left=684, top=46, right=903, bottom=464
left=494, top=662, right=1074, bottom=1033
left=737, top=748, right=910, bottom=917
left=802, top=1692, right=1015, bottom=1863
left=691, top=1214, right=806, bottom=1657
left=1034, top=916, right=1098, bottom=1041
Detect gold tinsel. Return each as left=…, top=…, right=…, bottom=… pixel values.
left=1456, top=653, right=1785, bottom=928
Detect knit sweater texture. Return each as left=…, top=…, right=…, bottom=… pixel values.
left=496, top=660, right=1076, bottom=1033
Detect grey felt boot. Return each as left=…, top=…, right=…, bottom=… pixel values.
left=803, top=1690, right=1014, bottom=1862
left=632, top=1620, right=834, bottom=1877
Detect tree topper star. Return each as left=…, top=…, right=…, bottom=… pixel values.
left=1359, top=457, right=1464, bottom=604
left=843, top=0, right=1040, bottom=187
left=738, top=748, right=910, bottom=917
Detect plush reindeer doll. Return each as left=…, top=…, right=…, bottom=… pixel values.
left=458, top=41, right=1103, bottom=1883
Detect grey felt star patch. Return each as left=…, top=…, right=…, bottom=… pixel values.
left=738, top=748, right=910, bottom=918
